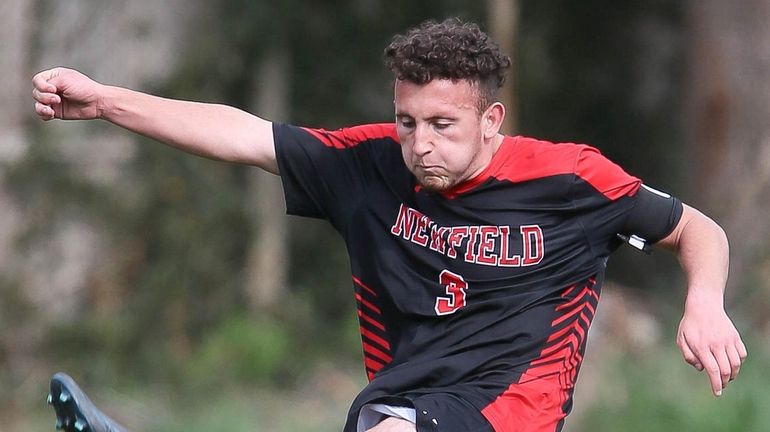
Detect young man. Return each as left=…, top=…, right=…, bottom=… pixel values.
left=33, top=19, right=745, bottom=432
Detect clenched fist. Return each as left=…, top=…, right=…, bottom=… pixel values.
left=32, top=67, right=105, bottom=121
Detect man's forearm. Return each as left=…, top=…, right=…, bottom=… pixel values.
left=671, top=206, right=729, bottom=307
left=99, top=85, right=278, bottom=173
left=659, top=204, right=745, bottom=396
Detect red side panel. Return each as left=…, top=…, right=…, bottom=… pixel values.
left=481, top=280, right=599, bottom=432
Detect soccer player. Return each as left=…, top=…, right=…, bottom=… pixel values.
left=33, top=18, right=746, bottom=432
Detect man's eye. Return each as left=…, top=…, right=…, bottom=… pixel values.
left=434, top=123, right=451, bottom=130
left=400, top=120, right=415, bottom=128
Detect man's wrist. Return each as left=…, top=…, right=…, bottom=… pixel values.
left=97, top=85, right=124, bottom=121
left=684, top=288, right=725, bottom=311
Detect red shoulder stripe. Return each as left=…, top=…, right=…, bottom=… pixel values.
left=450, top=136, right=640, bottom=201
left=441, top=136, right=580, bottom=198
left=574, top=146, right=641, bottom=200
left=300, top=123, right=399, bottom=149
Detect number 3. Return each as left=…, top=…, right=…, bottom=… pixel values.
left=434, top=270, right=468, bottom=315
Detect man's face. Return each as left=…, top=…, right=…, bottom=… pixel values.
left=394, top=78, right=491, bottom=192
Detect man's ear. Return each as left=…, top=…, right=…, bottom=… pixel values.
left=482, top=102, right=506, bottom=140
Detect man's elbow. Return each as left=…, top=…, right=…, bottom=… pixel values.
left=656, top=204, right=727, bottom=252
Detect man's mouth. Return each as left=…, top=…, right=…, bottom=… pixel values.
left=416, top=164, right=443, bottom=172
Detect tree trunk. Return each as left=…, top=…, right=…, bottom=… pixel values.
left=244, top=48, right=291, bottom=313
left=685, top=0, right=770, bottom=302
left=0, top=0, right=35, bottom=422
left=22, top=0, right=195, bottom=318
left=487, top=0, right=520, bottom=135
left=0, top=0, right=31, bottom=275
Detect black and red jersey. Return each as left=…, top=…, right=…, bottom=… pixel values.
left=273, top=123, right=682, bottom=432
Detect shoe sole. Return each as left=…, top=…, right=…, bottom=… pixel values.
left=48, top=373, right=93, bottom=431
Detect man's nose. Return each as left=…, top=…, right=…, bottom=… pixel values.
left=412, top=124, right=433, bottom=156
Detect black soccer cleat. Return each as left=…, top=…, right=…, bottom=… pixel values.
left=47, top=372, right=128, bottom=432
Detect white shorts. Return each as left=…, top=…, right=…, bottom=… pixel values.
left=357, top=403, right=416, bottom=431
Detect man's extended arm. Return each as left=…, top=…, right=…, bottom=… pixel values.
left=656, top=204, right=747, bottom=396
left=32, top=67, right=278, bottom=173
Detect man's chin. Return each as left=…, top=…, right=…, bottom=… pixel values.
left=418, top=176, right=454, bottom=192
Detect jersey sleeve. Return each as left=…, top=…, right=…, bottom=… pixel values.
left=620, top=184, right=684, bottom=243
left=570, top=146, right=681, bottom=256
left=273, top=122, right=399, bottom=226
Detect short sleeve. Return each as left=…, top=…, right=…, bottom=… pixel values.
left=569, top=146, right=682, bottom=255
left=620, top=184, right=684, bottom=243
left=570, top=146, right=642, bottom=256
left=273, top=123, right=399, bottom=226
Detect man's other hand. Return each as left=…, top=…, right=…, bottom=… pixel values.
left=677, top=300, right=747, bottom=396
left=33, top=67, right=104, bottom=121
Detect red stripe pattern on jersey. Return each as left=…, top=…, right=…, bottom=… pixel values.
left=481, top=279, right=599, bottom=432
left=353, top=275, right=393, bottom=381
left=300, top=124, right=399, bottom=149
left=442, top=136, right=640, bottom=201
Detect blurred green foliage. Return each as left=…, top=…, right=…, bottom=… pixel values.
left=575, top=339, right=769, bottom=432
left=187, top=316, right=290, bottom=387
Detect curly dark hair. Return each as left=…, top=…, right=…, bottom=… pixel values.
left=384, top=18, right=512, bottom=111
